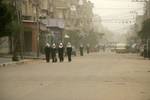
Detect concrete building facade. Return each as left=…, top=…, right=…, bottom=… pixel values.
left=16, top=0, right=94, bottom=55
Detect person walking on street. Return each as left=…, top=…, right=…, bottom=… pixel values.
left=80, top=44, right=84, bottom=56
left=103, top=44, right=106, bottom=52
left=51, top=43, right=57, bottom=63
left=144, top=43, right=147, bottom=58
left=66, top=42, right=72, bottom=62
left=44, top=43, right=51, bottom=63
left=58, top=42, right=64, bottom=62
left=86, top=44, right=90, bottom=54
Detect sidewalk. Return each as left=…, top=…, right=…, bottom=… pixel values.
left=0, top=59, right=33, bottom=67
left=0, top=54, right=45, bottom=67
left=0, top=57, right=11, bottom=64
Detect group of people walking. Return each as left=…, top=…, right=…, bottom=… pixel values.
left=44, top=42, right=72, bottom=63
left=79, top=44, right=90, bottom=56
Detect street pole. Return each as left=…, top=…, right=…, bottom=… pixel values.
left=18, top=0, right=24, bottom=59
left=35, top=4, right=40, bottom=58
left=147, top=39, right=150, bottom=58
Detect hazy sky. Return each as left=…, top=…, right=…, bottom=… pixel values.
left=89, top=0, right=145, bottom=34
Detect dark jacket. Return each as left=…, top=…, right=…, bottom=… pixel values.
left=44, top=46, right=51, bottom=55
left=58, top=47, right=64, bottom=55
left=67, top=47, right=72, bottom=55
left=51, top=47, right=57, bottom=57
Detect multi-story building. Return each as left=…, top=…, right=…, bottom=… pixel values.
left=64, top=0, right=94, bottom=40
left=20, top=0, right=94, bottom=55
left=80, top=0, right=93, bottom=33
left=41, top=0, right=67, bottom=44
left=64, top=0, right=79, bottom=31
left=21, top=0, right=47, bottom=56
left=65, top=0, right=94, bottom=47
left=1, top=0, right=94, bottom=55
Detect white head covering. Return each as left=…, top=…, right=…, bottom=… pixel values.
left=46, top=43, right=50, bottom=47
left=52, top=43, right=56, bottom=48
left=67, top=42, right=72, bottom=47
left=59, top=43, right=63, bottom=48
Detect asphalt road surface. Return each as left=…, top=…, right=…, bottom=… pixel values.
left=0, top=53, right=150, bottom=100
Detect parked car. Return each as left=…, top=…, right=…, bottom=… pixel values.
left=110, top=44, right=116, bottom=52
left=115, top=43, right=128, bottom=53
left=111, top=47, right=116, bottom=52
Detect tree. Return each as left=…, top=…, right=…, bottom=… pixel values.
left=0, top=0, right=16, bottom=37
left=138, top=18, right=150, bottom=40
left=64, top=30, right=81, bottom=48
left=138, top=18, right=150, bottom=58
left=0, top=0, right=23, bottom=61
left=83, top=32, right=99, bottom=48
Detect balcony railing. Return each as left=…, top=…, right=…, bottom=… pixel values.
left=22, top=15, right=33, bottom=20
left=42, top=18, right=65, bottom=29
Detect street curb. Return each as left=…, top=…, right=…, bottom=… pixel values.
left=0, top=60, right=32, bottom=67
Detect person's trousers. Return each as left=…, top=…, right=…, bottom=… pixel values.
left=68, top=54, right=71, bottom=62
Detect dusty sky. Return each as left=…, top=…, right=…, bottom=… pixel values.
left=89, top=0, right=145, bottom=34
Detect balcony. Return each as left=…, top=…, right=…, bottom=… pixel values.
left=42, top=18, right=65, bottom=29
left=54, top=0, right=69, bottom=10
left=22, top=15, right=33, bottom=21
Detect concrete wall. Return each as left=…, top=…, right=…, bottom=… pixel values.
left=0, top=37, right=10, bottom=54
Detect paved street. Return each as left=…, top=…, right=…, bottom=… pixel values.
left=0, top=53, right=150, bottom=100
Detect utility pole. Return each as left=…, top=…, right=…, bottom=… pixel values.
left=35, top=1, right=40, bottom=58
left=18, top=0, right=24, bottom=59
left=147, top=39, right=150, bottom=58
